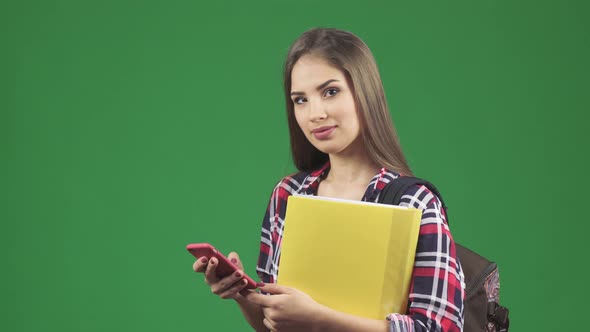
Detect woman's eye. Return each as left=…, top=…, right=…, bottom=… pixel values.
left=324, top=88, right=339, bottom=97
left=293, top=97, right=306, bottom=104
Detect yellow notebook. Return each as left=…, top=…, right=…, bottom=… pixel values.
left=277, top=194, right=422, bottom=320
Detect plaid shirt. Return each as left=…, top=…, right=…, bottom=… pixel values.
left=256, top=162, right=465, bottom=332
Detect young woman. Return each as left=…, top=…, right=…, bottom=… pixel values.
left=193, top=28, right=465, bottom=332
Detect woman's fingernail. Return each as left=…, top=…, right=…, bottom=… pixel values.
left=201, top=257, right=208, bottom=263
left=242, top=279, right=247, bottom=284
left=231, top=258, right=237, bottom=264
left=234, top=271, right=242, bottom=278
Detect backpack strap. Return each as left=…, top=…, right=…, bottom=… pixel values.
left=378, top=176, right=449, bottom=224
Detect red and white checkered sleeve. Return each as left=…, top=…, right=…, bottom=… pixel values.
left=387, top=184, right=465, bottom=332
left=256, top=177, right=294, bottom=284
left=255, top=180, right=282, bottom=284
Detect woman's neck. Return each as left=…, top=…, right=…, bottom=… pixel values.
left=325, top=152, right=380, bottom=186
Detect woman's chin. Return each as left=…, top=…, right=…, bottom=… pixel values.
left=312, top=140, right=365, bottom=158
left=312, top=144, right=347, bottom=156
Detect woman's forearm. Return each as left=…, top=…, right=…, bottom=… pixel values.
left=234, top=294, right=268, bottom=332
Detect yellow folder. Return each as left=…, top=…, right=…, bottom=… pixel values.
left=277, top=195, right=422, bottom=320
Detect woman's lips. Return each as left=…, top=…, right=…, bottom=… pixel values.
left=312, top=126, right=336, bottom=140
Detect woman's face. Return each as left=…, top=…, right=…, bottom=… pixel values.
left=290, top=55, right=362, bottom=157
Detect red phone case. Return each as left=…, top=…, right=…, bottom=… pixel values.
left=186, top=243, right=261, bottom=289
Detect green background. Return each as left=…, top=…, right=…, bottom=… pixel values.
left=2, top=1, right=588, bottom=331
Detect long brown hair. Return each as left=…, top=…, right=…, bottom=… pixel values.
left=283, top=28, right=413, bottom=176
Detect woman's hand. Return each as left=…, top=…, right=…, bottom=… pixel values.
left=192, top=252, right=250, bottom=300
left=246, top=284, right=326, bottom=332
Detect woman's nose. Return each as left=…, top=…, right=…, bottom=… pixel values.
left=309, top=99, right=328, bottom=121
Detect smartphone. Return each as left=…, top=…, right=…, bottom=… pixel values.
left=187, top=243, right=261, bottom=289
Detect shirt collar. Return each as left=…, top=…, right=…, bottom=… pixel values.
left=300, top=162, right=397, bottom=201
left=300, top=162, right=331, bottom=195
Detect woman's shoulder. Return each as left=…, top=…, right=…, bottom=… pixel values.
left=396, top=180, right=449, bottom=226
left=385, top=175, right=445, bottom=214
left=399, top=183, right=442, bottom=208
left=269, top=171, right=311, bottom=197
left=270, top=164, right=328, bottom=197
left=281, top=171, right=310, bottom=186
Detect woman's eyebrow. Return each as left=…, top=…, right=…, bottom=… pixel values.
left=316, top=79, right=339, bottom=91
left=290, top=79, right=340, bottom=96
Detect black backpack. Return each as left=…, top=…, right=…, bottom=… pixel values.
left=378, top=176, right=510, bottom=332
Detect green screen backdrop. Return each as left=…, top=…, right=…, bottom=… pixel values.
left=2, top=1, right=589, bottom=331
